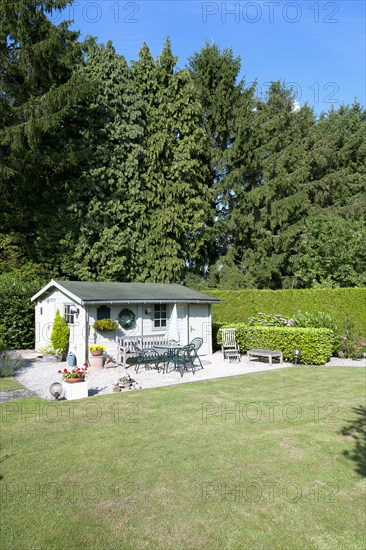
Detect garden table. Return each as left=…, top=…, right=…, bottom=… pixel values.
left=153, top=345, right=183, bottom=373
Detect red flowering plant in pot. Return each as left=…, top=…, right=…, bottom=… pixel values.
left=58, top=364, right=88, bottom=383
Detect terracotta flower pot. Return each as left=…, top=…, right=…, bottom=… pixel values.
left=91, top=350, right=103, bottom=356
left=65, top=378, right=85, bottom=383
left=89, top=356, right=104, bottom=369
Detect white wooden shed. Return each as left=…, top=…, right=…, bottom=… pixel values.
left=31, top=280, right=221, bottom=364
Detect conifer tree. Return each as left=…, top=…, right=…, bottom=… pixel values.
left=59, top=40, right=145, bottom=281
left=50, top=309, right=69, bottom=354
left=0, top=0, right=87, bottom=273
left=132, top=39, right=211, bottom=282
left=188, top=41, right=259, bottom=283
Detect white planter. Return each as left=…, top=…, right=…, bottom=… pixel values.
left=62, top=381, right=88, bottom=400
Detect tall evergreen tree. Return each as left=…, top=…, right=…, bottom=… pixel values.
left=59, top=40, right=145, bottom=281
left=188, top=42, right=258, bottom=280
left=226, top=83, right=316, bottom=288
left=132, top=39, right=211, bottom=283
left=0, top=0, right=86, bottom=273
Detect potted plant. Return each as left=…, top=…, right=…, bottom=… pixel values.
left=93, top=319, right=118, bottom=332
left=39, top=344, right=64, bottom=363
left=58, top=365, right=88, bottom=383
left=89, top=345, right=105, bottom=357
left=50, top=309, right=70, bottom=360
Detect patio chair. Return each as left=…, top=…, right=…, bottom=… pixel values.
left=220, top=328, right=241, bottom=362
left=170, top=344, right=196, bottom=377
left=189, top=337, right=204, bottom=369
left=132, top=342, right=162, bottom=373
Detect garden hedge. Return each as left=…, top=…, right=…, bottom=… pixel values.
left=0, top=275, right=46, bottom=349
left=216, top=323, right=334, bottom=365
left=210, top=288, right=366, bottom=336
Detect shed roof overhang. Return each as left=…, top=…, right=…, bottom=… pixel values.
left=31, top=279, right=223, bottom=305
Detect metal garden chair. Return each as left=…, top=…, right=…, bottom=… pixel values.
left=220, top=328, right=241, bottom=362
left=132, top=342, right=162, bottom=373
left=189, top=337, right=204, bottom=369
left=170, top=344, right=196, bottom=377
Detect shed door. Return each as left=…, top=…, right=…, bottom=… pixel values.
left=42, top=299, right=56, bottom=343
left=188, top=304, right=212, bottom=355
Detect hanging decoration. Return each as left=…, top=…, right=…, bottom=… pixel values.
left=118, top=308, right=136, bottom=329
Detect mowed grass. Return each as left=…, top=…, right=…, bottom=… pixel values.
left=0, top=377, right=24, bottom=392
left=1, top=367, right=365, bottom=550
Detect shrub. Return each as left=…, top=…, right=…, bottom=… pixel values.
left=50, top=309, right=69, bottom=354
left=0, top=351, right=24, bottom=377
left=339, top=314, right=358, bottom=358
left=351, top=338, right=366, bottom=360
left=210, top=288, right=366, bottom=336
left=0, top=272, right=46, bottom=349
left=217, top=323, right=333, bottom=365
left=0, top=325, right=6, bottom=352
left=247, top=310, right=341, bottom=355
left=93, top=319, right=118, bottom=332
left=292, top=310, right=341, bottom=355
left=248, top=312, right=294, bottom=327
left=38, top=344, right=63, bottom=355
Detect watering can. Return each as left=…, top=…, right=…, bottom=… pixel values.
left=67, top=352, right=77, bottom=367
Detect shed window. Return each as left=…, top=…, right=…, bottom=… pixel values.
left=64, top=304, right=75, bottom=325
left=154, top=304, right=167, bottom=328
left=97, top=305, right=111, bottom=320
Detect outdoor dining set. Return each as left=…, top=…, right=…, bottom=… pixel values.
left=131, top=338, right=204, bottom=377
left=117, top=327, right=284, bottom=379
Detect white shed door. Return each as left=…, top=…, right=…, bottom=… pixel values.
left=188, top=304, right=212, bottom=355
left=43, top=299, right=56, bottom=343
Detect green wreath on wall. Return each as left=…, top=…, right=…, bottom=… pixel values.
left=118, top=308, right=136, bottom=329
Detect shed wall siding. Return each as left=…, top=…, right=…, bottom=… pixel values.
left=35, top=289, right=213, bottom=363
left=35, top=289, right=86, bottom=362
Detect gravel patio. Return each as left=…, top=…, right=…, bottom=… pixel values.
left=7, top=349, right=365, bottom=401
left=10, top=349, right=292, bottom=400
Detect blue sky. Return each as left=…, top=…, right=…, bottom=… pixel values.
left=52, top=1, right=365, bottom=114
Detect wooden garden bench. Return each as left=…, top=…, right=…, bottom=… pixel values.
left=247, top=349, right=283, bottom=365
left=117, top=334, right=169, bottom=367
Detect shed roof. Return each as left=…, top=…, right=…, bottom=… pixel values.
left=31, top=279, right=222, bottom=305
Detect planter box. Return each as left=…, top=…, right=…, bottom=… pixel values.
left=43, top=354, right=62, bottom=363
left=62, top=381, right=88, bottom=400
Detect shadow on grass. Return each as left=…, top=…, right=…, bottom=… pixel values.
left=340, top=405, right=366, bottom=477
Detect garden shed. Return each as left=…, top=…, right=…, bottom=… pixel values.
left=31, top=280, right=221, bottom=364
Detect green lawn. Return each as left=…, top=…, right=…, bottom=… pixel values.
left=1, top=367, right=365, bottom=549
left=0, top=377, right=24, bottom=392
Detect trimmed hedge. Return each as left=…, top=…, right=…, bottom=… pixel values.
left=217, top=323, right=334, bottom=365
left=210, top=288, right=366, bottom=336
